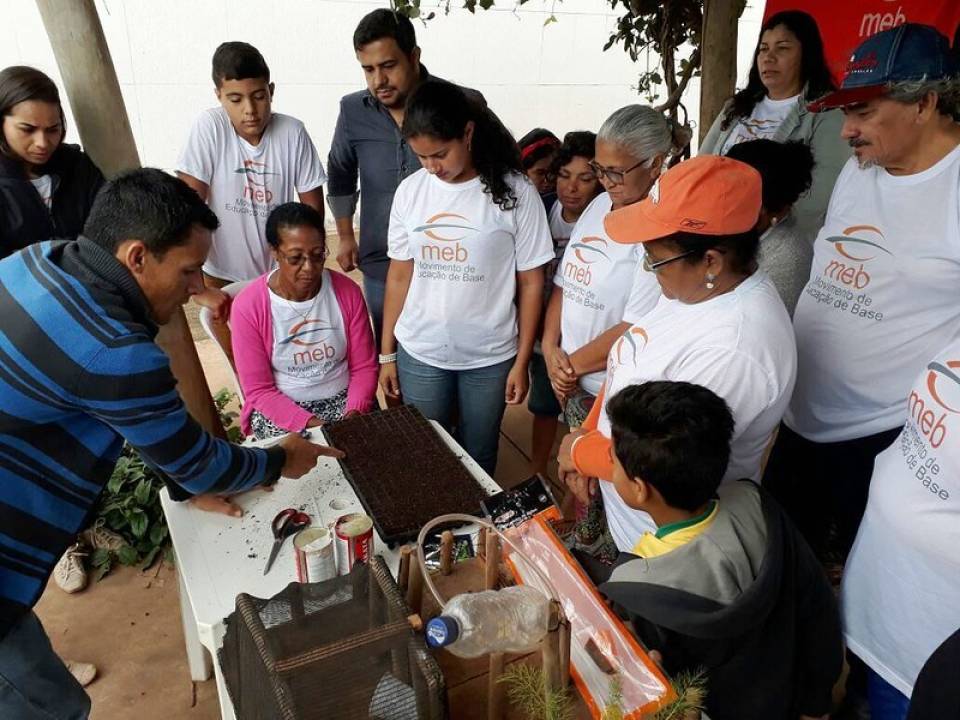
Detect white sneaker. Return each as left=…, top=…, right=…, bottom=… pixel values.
left=65, top=660, right=97, bottom=687
left=53, top=544, right=88, bottom=594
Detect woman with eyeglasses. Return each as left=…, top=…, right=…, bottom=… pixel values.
left=379, top=80, right=553, bottom=477
left=699, top=10, right=847, bottom=242
left=231, top=202, right=378, bottom=439
left=557, top=156, right=797, bottom=559
left=542, top=105, right=688, bottom=429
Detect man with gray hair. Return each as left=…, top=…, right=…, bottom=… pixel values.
left=764, top=23, right=960, bottom=562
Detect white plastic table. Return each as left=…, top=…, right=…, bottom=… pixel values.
left=160, top=423, right=500, bottom=720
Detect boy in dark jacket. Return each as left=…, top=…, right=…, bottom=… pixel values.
left=598, top=381, right=842, bottom=720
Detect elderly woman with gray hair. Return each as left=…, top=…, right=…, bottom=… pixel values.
left=541, top=104, right=689, bottom=428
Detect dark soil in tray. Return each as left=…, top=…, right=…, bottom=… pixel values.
left=322, top=406, right=489, bottom=544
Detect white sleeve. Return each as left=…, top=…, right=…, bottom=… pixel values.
left=294, top=122, right=327, bottom=193
left=387, top=183, right=412, bottom=261
left=622, top=252, right=661, bottom=323
left=176, top=111, right=218, bottom=184
left=512, top=177, right=555, bottom=272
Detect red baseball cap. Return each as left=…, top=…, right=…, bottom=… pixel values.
left=604, top=155, right=762, bottom=244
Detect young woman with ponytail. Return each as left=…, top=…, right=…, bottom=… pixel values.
left=379, top=80, right=554, bottom=476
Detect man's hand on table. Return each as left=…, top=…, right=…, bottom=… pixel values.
left=190, top=494, right=245, bottom=517
left=279, top=433, right=345, bottom=478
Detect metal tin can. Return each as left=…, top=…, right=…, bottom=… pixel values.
left=334, top=513, right=373, bottom=575
left=293, top=527, right=336, bottom=583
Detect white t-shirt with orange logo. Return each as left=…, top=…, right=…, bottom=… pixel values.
left=842, top=336, right=960, bottom=696
left=596, top=272, right=797, bottom=549
left=553, top=193, right=659, bottom=395
left=177, top=109, right=327, bottom=282
left=388, top=170, right=554, bottom=370
left=788, top=146, right=960, bottom=442
left=268, top=269, right=348, bottom=402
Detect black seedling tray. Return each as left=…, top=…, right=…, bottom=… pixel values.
left=322, top=405, right=489, bottom=546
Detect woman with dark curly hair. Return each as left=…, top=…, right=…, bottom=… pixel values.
left=379, top=80, right=554, bottom=475
left=699, top=10, right=848, bottom=242
left=726, top=139, right=815, bottom=316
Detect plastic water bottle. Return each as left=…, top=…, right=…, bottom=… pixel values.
left=425, top=586, right=551, bottom=658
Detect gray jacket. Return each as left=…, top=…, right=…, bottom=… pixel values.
left=758, top=213, right=812, bottom=318
left=700, top=94, right=849, bottom=244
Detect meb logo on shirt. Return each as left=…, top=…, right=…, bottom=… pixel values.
left=414, top=212, right=478, bottom=262
left=280, top=319, right=337, bottom=365
left=914, top=360, right=960, bottom=448
left=564, top=237, right=609, bottom=286
left=823, top=225, right=892, bottom=290
left=613, top=327, right=649, bottom=366
left=236, top=160, right=279, bottom=203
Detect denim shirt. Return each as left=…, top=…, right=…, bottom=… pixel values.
left=326, top=72, right=432, bottom=281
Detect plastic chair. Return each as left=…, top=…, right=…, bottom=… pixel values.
left=197, top=279, right=252, bottom=404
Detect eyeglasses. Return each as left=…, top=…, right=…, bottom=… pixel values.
left=588, top=158, right=649, bottom=186
left=278, top=250, right=326, bottom=268
left=642, top=250, right=695, bottom=273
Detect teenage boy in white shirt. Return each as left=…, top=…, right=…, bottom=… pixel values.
left=764, top=24, right=960, bottom=563
left=177, top=42, right=327, bottom=517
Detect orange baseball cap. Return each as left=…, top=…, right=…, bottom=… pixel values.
left=604, top=155, right=762, bottom=244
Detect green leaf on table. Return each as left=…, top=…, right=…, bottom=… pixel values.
left=93, top=556, right=114, bottom=582
left=90, top=548, right=112, bottom=568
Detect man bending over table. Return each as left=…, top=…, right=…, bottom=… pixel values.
left=0, top=168, right=341, bottom=720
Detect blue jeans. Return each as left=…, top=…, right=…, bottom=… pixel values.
left=363, top=274, right=386, bottom=352
left=0, top=612, right=90, bottom=719
left=869, top=668, right=910, bottom=720
left=397, top=347, right=513, bottom=477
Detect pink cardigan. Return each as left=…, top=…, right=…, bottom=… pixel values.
left=231, top=270, right=378, bottom=435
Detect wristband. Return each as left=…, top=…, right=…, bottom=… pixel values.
left=378, top=352, right=398, bottom=364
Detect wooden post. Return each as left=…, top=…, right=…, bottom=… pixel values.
left=406, top=550, right=424, bottom=617
left=398, top=545, right=412, bottom=593
left=541, top=601, right=563, bottom=697
left=484, top=530, right=504, bottom=719
left=35, top=0, right=226, bottom=438
left=487, top=652, right=505, bottom=720
left=559, top=616, right=571, bottom=689
left=440, top=530, right=454, bottom=576
left=698, top=0, right=741, bottom=144
left=484, top=529, right=499, bottom=592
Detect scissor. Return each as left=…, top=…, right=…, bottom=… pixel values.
left=262, top=508, right=311, bottom=575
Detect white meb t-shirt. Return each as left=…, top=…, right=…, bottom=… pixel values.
left=788, top=147, right=960, bottom=442
left=553, top=193, right=658, bottom=395
left=177, top=109, right=327, bottom=282
left=841, top=337, right=960, bottom=697
left=720, top=94, right=800, bottom=154
left=268, top=270, right=348, bottom=402
left=596, top=272, right=797, bottom=550
left=388, top=170, right=554, bottom=370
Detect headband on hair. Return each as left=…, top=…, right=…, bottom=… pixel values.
left=520, top=136, right=560, bottom=162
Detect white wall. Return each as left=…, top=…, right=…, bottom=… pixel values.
left=0, top=0, right=766, bottom=170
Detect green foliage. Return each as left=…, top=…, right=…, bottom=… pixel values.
left=601, top=674, right=624, bottom=720
left=651, top=667, right=708, bottom=720
left=91, top=388, right=244, bottom=580
left=91, top=445, right=171, bottom=581
left=498, top=663, right=574, bottom=720
left=214, top=387, right=246, bottom=444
